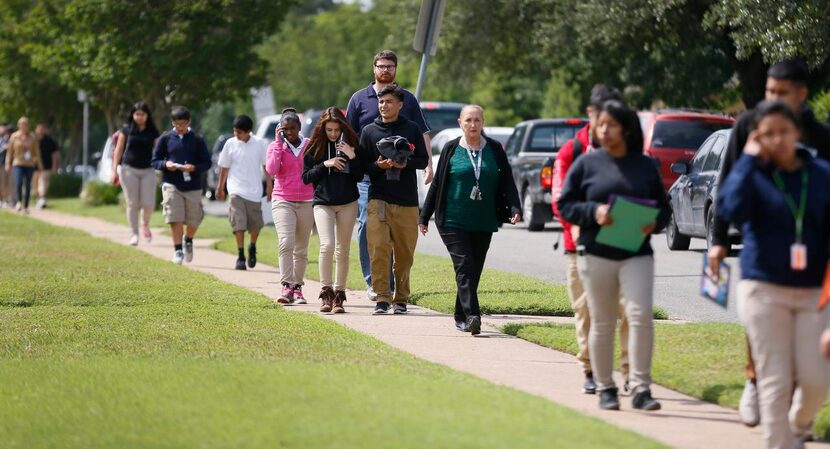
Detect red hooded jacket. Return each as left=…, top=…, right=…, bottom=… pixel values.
left=551, top=124, right=592, bottom=252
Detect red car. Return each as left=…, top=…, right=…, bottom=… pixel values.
left=639, top=111, right=734, bottom=191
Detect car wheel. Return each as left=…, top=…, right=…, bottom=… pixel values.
left=665, top=212, right=690, bottom=251
left=706, top=208, right=730, bottom=252
left=522, top=189, right=544, bottom=232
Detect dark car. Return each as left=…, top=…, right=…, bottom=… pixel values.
left=639, top=110, right=735, bottom=191
left=420, top=102, right=465, bottom=137
left=666, top=129, right=740, bottom=251
left=205, top=134, right=231, bottom=200
left=504, top=118, right=587, bottom=231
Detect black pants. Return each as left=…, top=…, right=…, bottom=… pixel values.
left=438, top=227, right=493, bottom=322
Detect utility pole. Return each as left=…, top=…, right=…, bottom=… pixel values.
left=77, top=90, right=90, bottom=182
left=413, top=0, right=447, bottom=100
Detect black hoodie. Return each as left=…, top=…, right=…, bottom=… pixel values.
left=359, top=115, right=428, bottom=206
left=302, top=140, right=364, bottom=206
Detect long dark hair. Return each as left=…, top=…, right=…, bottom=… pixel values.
left=304, top=107, right=359, bottom=161
left=125, top=101, right=159, bottom=136
left=600, top=100, right=643, bottom=154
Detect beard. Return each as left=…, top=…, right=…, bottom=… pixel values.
left=375, top=72, right=395, bottom=84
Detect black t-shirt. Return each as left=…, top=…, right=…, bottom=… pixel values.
left=121, top=125, right=160, bottom=169
left=39, top=134, right=58, bottom=170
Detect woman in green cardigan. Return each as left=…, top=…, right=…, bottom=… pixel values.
left=419, top=105, right=521, bottom=335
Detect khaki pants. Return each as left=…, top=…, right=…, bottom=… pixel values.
left=314, top=202, right=358, bottom=291
left=271, top=199, right=314, bottom=286
left=367, top=200, right=418, bottom=304
left=161, top=183, right=203, bottom=228
left=738, top=280, right=830, bottom=449
left=566, top=253, right=630, bottom=376
left=578, top=254, right=654, bottom=393
left=121, top=166, right=157, bottom=234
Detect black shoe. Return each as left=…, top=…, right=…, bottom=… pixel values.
left=373, top=302, right=389, bottom=315
left=247, top=244, right=257, bottom=268
left=393, top=303, right=408, bottom=314
left=235, top=258, right=246, bottom=270
left=599, top=388, right=620, bottom=410
left=466, top=316, right=481, bottom=335
left=623, top=381, right=630, bottom=394
left=632, top=388, right=661, bottom=411
left=583, top=373, right=597, bottom=395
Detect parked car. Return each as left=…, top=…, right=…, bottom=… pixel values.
left=416, top=126, right=514, bottom=208
left=420, top=102, right=465, bottom=137
left=639, top=110, right=734, bottom=191
left=255, top=112, right=304, bottom=142
left=204, top=134, right=231, bottom=200
left=504, top=118, right=587, bottom=231
left=666, top=129, right=740, bottom=251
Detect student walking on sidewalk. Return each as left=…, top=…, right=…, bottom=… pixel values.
left=216, top=115, right=271, bottom=271
left=111, top=102, right=161, bottom=245
left=266, top=108, right=314, bottom=305
left=151, top=106, right=212, bottom=265
left=551, top=85, right=632, bottom=394
left=557, top=100, right=670, bottom=412
left=718, top=101, right=830, bottom=449
left=5, top=117, right=42, bottom=214
left=302, top=107, right=363, bottom=313
left=419, top=105, right=521, bottom=335
left=359, top=85, right=429, bottom=315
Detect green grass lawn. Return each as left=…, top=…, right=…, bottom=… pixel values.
left=0, top=212, right=669, bottom=449
left=45, top=197, right=668, bottom=319
left=49, top=197, right=234, bottom=239
left=502, top=322, right=830, bottom=440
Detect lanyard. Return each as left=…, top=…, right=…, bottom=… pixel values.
left=466, top=148, right=483, bottom=185
left=771, top=168, right=808, bottom=243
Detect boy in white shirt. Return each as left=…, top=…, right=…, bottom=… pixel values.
left=217, top=115, right=272, bottom=270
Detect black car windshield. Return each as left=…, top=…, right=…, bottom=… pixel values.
left=423, top=108, right=462, bottom=133
left=652, top=120, right=732, bottom=150
left=527, top=125, right=581, bottom=152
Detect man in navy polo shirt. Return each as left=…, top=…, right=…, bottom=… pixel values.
left=346, top=49, right=431, bottom=300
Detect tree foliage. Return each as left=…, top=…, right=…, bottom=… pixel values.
left=6, top=0, right=296, bottom=131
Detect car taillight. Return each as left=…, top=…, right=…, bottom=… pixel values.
left=541, top=166, right=553, bottom=189
left=565, top=119, right=583, bottom=125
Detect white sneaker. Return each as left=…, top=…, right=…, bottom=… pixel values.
left=367, top=286, right=378, bottom=301
left=172, top=249, right=184, bottom=265
left=128, top=234, right=139, bottom=246
left=738, top=380, right=760, bottom=427
left=184, top=240, right=194, bottom=263
left=35, top=197, right=46, bottom=209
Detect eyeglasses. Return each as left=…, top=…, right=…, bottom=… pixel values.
left=375, top=64, right=397, bottom=71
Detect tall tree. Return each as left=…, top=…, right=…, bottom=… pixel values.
left=9, top=0, right=296, bottom=131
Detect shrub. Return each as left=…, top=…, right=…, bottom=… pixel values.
left=80, top=180, right=121, bottom=206
left=810, top=89, right=830, bottom=124
left=47, top=173, right=83, bottom=198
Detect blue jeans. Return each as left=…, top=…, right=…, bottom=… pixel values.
left=357, top=180, right=394, bottom=290
left=14, top=166, right=34, bottom=209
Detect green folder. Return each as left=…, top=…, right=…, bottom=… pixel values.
left=595, top=197, right=660, bottom=252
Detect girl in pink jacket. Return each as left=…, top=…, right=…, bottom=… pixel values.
left=266, top=108, right=314, bottom=304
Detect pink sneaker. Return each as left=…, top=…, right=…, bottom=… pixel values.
left=277, top=284, right=294, bottom=304
left=293, top=285, right=307, bottom=304
left=141, top=225, right=152, bottom=243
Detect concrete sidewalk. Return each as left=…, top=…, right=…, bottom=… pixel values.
left=26, top=208, right=825, bottom=449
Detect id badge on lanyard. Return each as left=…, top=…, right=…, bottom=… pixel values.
left=773, top=169, right=809, bottom=271
left=23, top=150, right=31, bottom=161
left=467, top=148, right=483, bottom=201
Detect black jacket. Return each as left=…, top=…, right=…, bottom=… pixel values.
left=419, top=136, right=521, bottom=226
left=302, top=141, right=364, bottom=206
left=712, top=106, right=830, bottom=246
left=359, top=116, right=428, bottom=207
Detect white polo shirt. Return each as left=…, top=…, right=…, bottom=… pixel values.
left=217, top=134, right=267, bottom=202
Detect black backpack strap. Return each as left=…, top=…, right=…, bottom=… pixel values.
left=571, top=137, right=582, bottom=159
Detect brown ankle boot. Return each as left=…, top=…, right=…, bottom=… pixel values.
left=332, top=290, right=346, bottom=314
left=319, top=286, right=334, bottom=313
